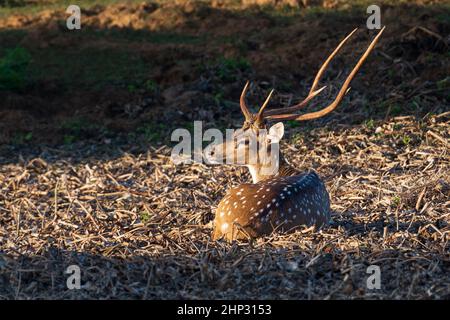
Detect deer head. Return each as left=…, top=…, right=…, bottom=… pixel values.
left=204, top=91, right=286, bottom=183
left=204, top=27, right=385, bottom=183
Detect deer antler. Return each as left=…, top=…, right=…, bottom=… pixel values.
left=264, top=27, right=385, bottom=122
left=240, top=81, right=252, bottom=121
left=263, top=28, right=358, bottom=117
left=255, top=89, right=275, bottom=123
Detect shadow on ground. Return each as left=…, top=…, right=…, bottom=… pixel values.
left=0, top=0, right=448, bottom=150
left=1, top=236, right=448, bottom=299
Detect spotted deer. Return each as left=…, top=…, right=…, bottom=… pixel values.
left=204, top=27, right=385, bottom=241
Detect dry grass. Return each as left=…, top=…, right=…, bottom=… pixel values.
left=0, top=111, right=448, bottom=299
left=0, top=0, right=449, bottom=300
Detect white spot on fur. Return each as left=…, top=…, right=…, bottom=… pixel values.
left=221, top=223, right=229, bottom=233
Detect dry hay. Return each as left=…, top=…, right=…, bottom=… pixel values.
left=0, top=111, right=448, bottom=299
left=0, top=0, right=449, bottom=300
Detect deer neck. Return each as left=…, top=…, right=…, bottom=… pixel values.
left=246, top=155, right=297, bottom=183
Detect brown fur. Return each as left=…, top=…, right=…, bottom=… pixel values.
left=213, top=169, right=330, bottom=241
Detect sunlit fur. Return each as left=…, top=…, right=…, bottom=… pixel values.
left=205, top=122, right=331, bottom=241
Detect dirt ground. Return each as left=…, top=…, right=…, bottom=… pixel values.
left=0, top=0, right=449, bottom=299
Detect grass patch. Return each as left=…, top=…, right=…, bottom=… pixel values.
left=215, top=56, right=251, bottom=82
left=0, top=47, right=30, bottom=91
left=60, top=117, right=102, bottom=143
left=286, top=120, right=301, bottom=128
left=364, top=119, right=375, bottom=130
left=136, top=122, right=167, bottom=143
left=11, top=131, right=33, bottom=145
left=139, top=211, right=150, bottom=223
left=26, top=46, right=151, bottom=90
left=401, top=135, right=411, bottom=146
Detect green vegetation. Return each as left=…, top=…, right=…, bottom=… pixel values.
left=0, top=47, right=30, bottom=90
left=392, top=195, right=401, bottom=207
left=139, top=211, right=150, bottom=223
left=286, top=120, right=301, bottom=128
left=436, top=76, right=450, bottom=90
left=290, top=132, right=304, bottom=144
left=435, top=11, right=450, bottom=24
left=389, top=104, right=403, bottom=116
left=0, top=0, right=26, bottom=7
left=127, top=79, right=159, bottom=94
left=144, top=79, right=158, bottom=94
left=60, top=117, right=101, bottom=143
left=26, top=47, right=150, bottom=90
left=364, top=119, right=375, bottom=130
left=213, top=91, right=224, bottom=106
left=402, top=135, right=411, bottom=146
left=137, top=122, right=167, bottom=143
left=215, top=57, right=251, bottom=82
left=11, top=131, right=32, bottom=145
left=63, top=134, right=77, bottom=145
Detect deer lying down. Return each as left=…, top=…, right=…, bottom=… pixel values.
left=204, top=27, right=385, bottom=241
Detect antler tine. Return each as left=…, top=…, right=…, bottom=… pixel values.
left=256, top=89, right=275, bottom=123
left=264, top=28, right=358, bottom=117
left=263, top=86, right=327, bottom=116
left=240, top=81, right=252, bottom=120
left=266, top=26, right=385, bottom=122
left=308, top=28, right=358, bottom=96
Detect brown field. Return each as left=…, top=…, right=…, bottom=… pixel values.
left=0, top=0, right=449, bottom=299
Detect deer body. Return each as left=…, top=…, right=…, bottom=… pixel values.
left=203, top=27, right=385, bottom=241
left=213, top=169, right=330, bottom=241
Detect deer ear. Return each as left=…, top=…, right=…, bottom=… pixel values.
left=268, top=122, right=284, bottom=142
